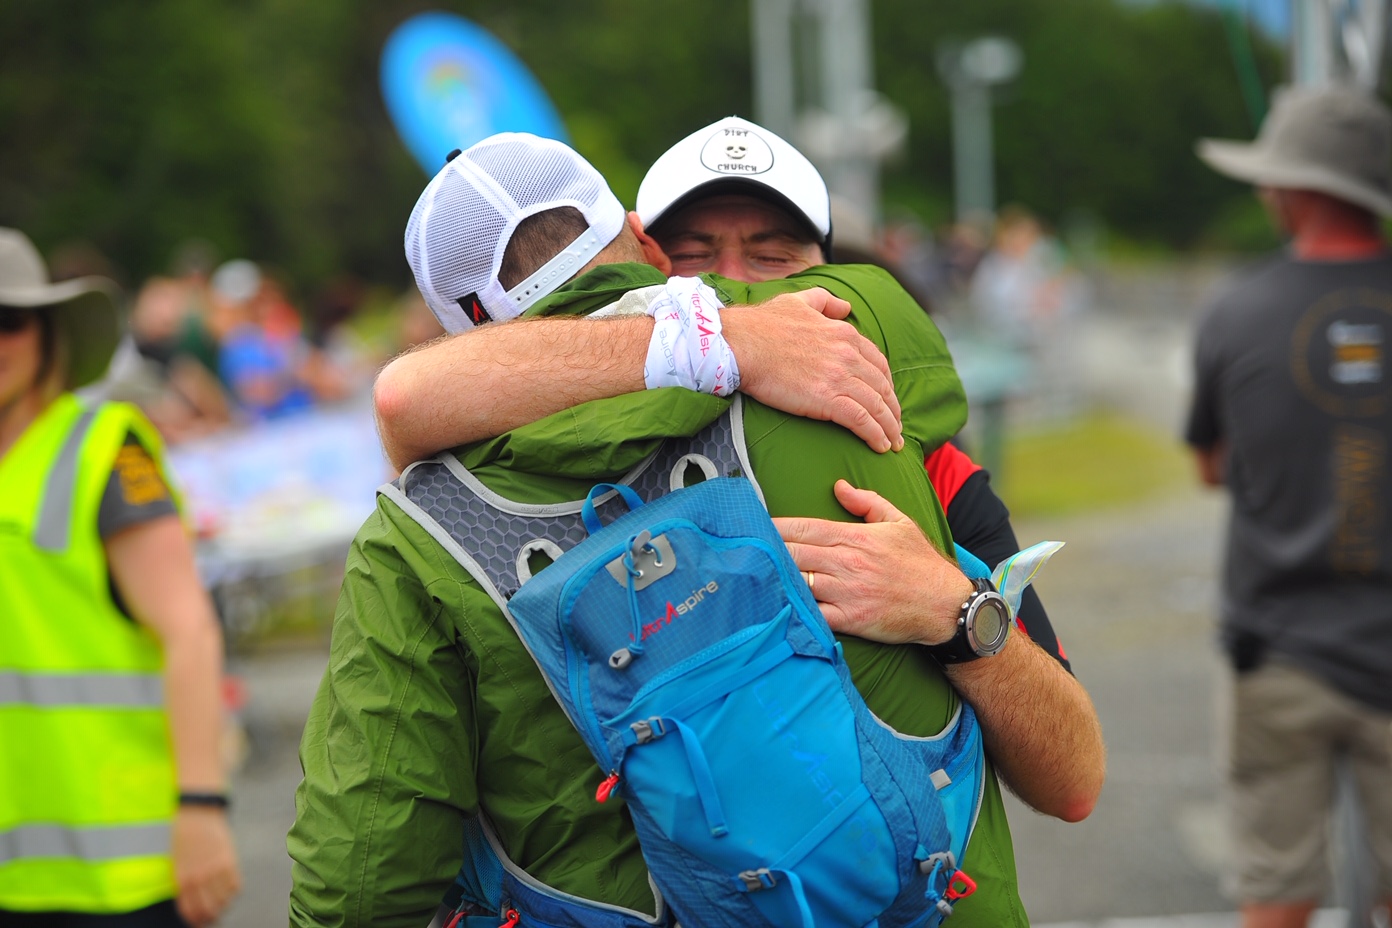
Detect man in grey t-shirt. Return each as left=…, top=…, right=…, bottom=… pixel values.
left=1187, top=84, right=1392, bottom=928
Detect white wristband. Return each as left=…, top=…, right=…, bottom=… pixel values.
left=643, top=277, right=741, bottom=397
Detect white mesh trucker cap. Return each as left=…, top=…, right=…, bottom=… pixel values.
left=404, top=132, right=627, bottom=332
left=636, top=116, right=831, bottom=248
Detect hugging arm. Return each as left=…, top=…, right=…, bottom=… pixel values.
left=373, top=288, right=903, bottom=470
left=775, top=481, right=1106, bottom=822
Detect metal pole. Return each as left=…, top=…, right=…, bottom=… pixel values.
left=751, top=0, right=796, bottom=138
left=951, top=80, right=994, bottom=222
left=1291, top=0, right=1335, bottom=84
left=815, top=0, right=880, bottom=220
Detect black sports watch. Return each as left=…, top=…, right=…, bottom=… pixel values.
left=927, top=577, right=1011, bottom=664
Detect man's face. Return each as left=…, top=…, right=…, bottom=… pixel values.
left=653, top=195, right=825, bottom=283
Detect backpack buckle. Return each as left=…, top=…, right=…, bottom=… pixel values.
left=738, top=868, right=777, bottom=892
left=630, top=717, right=667, bottom=744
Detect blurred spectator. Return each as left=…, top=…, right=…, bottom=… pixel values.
left=880, top=212, right=948, bottom=309
left=1187, top=84, right=1392, bottom=928
left=212, top=260, right=349, bottom=421
left=828, top=195, right=935, bottom=312
left=969, top=206, right=1088, bottom=417
left=395, top=289, right=446, bottom=351
left=165, top=238, right=224, bottom=386
left=940, top=216, right=991, bottom=296
left=307, top=274, right=365, bottom=348
left=48, top=239, right=125, bottom=288
left=970, top=205, right=1085, bottom=343
left=128, top=275, right=233, bottom=443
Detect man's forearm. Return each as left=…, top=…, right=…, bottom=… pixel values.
left=945, top=632, right=1105, bottom=822
left=374, top=290, right=903, bottom=470
left=375, top=317, right=651, bottom=470
left=773, top=482, right=1106, bottom=823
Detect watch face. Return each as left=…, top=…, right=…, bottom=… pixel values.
left=969, top=596, right=1009, bottom=653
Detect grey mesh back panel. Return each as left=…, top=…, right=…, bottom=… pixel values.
left=398, top=400, right=761, bottom=605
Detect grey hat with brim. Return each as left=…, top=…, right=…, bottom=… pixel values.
left=1196, top=84, right=1392, bottom=217
left=0, top=228, right=123, bottom=390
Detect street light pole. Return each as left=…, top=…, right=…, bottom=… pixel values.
left=749, top=0, right=905, bottom=224
left=937, top=36, right=1022, bottom=224
left=1290, top=0, right=1389, bottom=86
left=949, top=80, right=994, bottom=222
left=751, top=0, right=796, bottom=138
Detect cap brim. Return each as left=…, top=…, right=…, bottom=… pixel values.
left=646, top=178, right=828, bottom=247
left=1197, top=138, right=1392, bottom=217
left=0, top=276, right=123, bottom=389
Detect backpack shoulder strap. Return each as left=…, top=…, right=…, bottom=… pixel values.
left=384, top=397, right=762, bottom=607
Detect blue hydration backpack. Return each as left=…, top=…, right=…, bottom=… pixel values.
left=394, top=399, right=1041, bottom=928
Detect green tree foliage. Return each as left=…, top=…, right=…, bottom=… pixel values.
left=874, top=0, right=1284, bottom=244
left=0, top=0, right=1283, bottom=293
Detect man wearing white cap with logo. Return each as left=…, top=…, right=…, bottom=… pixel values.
left=1187, top=84, right=1392, bottom=928
left=291, top=132, right=1104, bottom=928
left=375, top=116, right=1073, bottom=680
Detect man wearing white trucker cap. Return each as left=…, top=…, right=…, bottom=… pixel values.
left=1187, top=84, right=1392, bottom=928
left=376, top=116, right=1072, bottom=679
left=291, top=132, right=1103, bottom=928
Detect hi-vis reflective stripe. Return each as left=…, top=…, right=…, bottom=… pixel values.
left=0, top=671, right=163, bottom=707
left=32, top=405, right=99, bottom=553
left=0, top=822, right=170, bottom=864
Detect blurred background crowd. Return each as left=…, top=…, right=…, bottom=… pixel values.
left=3, top=0, right=1383, bottom=925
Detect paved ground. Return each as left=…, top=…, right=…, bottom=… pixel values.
left=1003, top=485, right=1235, bottom=923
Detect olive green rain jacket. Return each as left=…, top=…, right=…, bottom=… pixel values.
left=289, top=263, right=1028, bottom=928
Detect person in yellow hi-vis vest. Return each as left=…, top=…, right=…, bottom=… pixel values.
left=0, top=228, right=240, bottom=927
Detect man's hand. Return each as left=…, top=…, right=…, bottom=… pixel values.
left=774, top=479, right=971, bottom=644
left=173, top=806, right=241, bottom=926
left=723, top=289, right=904, bottom=453
left=1194, top=442, right=1225, bottom=487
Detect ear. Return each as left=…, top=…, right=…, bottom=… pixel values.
left=628, top=212, right=672, bottom=276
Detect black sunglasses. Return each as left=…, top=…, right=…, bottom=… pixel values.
left=0, top=307, right=36, bottom=334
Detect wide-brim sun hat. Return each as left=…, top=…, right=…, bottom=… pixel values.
left=636, top=116, right=832, bottom=250
left=1196, top=83, right=1392, bottom=217
left=0, top=228, right=122, bottom=389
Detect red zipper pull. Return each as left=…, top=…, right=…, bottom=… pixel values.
left=945, top=869, right=977, bottom=901
left=499, top=908, right=520, bottom=928
left=596, top=771, right=620, bottom=802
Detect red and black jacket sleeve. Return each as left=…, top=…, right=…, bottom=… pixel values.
left=925, top=443, right=1071, bottom=673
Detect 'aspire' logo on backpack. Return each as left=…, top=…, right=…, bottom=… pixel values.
left=634, top=581, right=719, bottom=641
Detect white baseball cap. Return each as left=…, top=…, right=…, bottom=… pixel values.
left=636, top=116, right=832, bottom=248
left=404, top=132, right=627, bottom=332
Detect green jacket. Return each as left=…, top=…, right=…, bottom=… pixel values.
left=289, top=263, right=1027, bottom=928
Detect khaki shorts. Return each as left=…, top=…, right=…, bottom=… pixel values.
left=1225, top=659, right=1392, bottom=904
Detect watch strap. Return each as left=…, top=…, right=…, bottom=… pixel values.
left=928, top=577, right=1004, bottom=664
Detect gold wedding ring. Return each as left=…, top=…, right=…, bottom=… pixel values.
left=803, top=570, right=815, bottom=590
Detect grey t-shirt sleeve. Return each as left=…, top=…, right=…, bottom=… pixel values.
left=97, top=431, right=178, bottom=538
